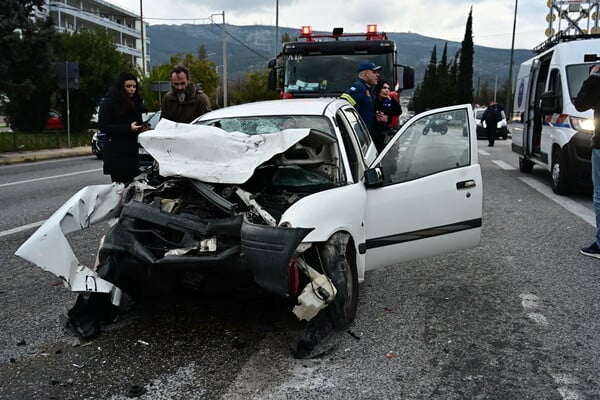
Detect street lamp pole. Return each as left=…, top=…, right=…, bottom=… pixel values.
left=506, top=0, right=518, bottom=116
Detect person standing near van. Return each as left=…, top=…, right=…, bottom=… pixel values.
left=481, top=101, right=498, bottom=147
left=575, top=64, right=600, bottom=258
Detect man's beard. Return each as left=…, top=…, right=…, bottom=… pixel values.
left=177, top=90, right=186, bottom=103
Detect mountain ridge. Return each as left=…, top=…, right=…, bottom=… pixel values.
left=146, top=24, right=534, bottom=88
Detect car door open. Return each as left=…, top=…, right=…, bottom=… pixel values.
left=363, top=104, right=482, bottom=270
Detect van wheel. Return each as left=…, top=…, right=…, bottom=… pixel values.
left=551, top=149, right=570, bottom=195
left=519, top=157, right=534, bottom=173
left=320, top=233, right=358, bottom=330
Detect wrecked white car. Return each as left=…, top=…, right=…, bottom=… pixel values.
left=16, top=99, right=483, bottom=357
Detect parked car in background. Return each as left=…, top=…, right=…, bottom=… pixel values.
left=474, top=107, right=509, bottom=140
left=45, top=110, right=64, bottom=130
left=91, top=111, right=161, bottom=165
left=18, top=99, right=482, bottom=358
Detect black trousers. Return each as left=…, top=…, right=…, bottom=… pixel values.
left=486, top=127, right=496, bottom=146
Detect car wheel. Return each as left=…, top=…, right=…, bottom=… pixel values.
left=551, top=148, right=570, bottom=195
left=441, top=126, right=448, bottom=135
left=519, top=157, right=534, bottom=173
left=320, top=232, right=358, bottom=330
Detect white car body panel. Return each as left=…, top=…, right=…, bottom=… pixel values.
left=279, top=182, right=367, bottom=280
left=15, top=184, right=124, bottom=293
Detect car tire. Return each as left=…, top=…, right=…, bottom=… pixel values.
left=551, top=148, right=570, bottom=195
left=519, top=157, right=534, bottom=173
left=320, top=232, right=358, bottom=330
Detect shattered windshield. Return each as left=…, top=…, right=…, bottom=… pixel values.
left=195, top=115, right=335, bottom=136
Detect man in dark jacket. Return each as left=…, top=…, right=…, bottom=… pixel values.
left=341, top=60, right=381, bottom=132
left=575, top=63, right=600, bottom=258
left=161, top=65, right=212, bottom=123
left=481, top=101, right=498, bottom=147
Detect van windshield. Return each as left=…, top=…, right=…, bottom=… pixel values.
left=567, top=64, right=597, bottom=99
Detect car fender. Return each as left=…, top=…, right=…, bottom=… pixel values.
left=278, top=183, right=367, bottom=281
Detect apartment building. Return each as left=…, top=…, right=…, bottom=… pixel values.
left=40, top=0, right=150, bottom=72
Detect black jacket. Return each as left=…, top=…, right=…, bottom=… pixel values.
left=574, top=73, right=600, bottom=148
left=98, top=93, right=145, bottom=181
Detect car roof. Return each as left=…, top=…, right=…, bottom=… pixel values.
left=194, top=98, right=346, bottom=121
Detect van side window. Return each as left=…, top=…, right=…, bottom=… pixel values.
left=548, top=69, right=563, bottom=110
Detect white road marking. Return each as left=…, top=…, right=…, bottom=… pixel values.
left=519, top=177, right=595, bottom=227
left=552, top=373, right=582, bottom=400
left=0, top=168, right=102, bottom=188
left=478, top=149, right=490, bottom=156
left=519, top=293, right=540, bottom=309
left=0, top=220, right=45, bottom=238
left=493, top=160, right=515, bottom=170
left=526, top=312, right=548, bottom=325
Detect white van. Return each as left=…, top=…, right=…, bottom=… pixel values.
left=511, top=36, right=600, bottom=194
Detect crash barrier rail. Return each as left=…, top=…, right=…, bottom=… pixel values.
left=0, top=130, right=90, bottom=153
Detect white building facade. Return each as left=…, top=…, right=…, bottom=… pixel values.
left=40, top=0, right=150, bottom=72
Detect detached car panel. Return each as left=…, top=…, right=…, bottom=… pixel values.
left=16, top=99, right=482, bottom=351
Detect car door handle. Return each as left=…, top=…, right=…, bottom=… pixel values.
left=456, top=179, right=476, bottom=190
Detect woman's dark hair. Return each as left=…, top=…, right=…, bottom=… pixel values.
left=108, top=71, right=143, bottom=111
left=375, top=80, right=392, bottom=96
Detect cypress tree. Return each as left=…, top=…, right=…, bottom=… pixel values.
left=457, top=7, right=474, bottom=105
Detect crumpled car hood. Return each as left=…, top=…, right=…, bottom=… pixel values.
left=138, top=119, right=311, bottom=184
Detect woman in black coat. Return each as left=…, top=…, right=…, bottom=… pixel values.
left=98, top=72, right=146, bottom=184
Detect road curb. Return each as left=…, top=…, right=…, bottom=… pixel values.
left=0, top=148, right=93, bottom=165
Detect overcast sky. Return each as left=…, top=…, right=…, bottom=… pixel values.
left=110, top=0, right=555, bottom=50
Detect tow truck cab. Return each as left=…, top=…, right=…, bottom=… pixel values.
left=268, top=25, right=414, bottom=101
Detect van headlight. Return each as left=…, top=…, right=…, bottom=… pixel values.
left=570, top=117, right=595, bottom=134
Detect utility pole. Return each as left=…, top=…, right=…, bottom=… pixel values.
left=211, top=11, right=227, bottom=107
left=506, top=0, right=518, bottom=116
left=140, top=0, right=146, bottom=75
left=275, top=0, right=279, bottom=56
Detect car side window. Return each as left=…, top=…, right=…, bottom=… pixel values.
left=380, top=108, right=471, bottom=185
left=342, top=108, right=371, bottom=155
left=336, top=111, right=364, bottom=183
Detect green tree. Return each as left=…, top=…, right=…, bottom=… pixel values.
left=139, top=64, right=173, bottom=112
left=230, top=69, right=279, bottom=104
left=456, top=7, right=474, bottom=105
left=0, top=0, right=57, bottom=131
left=51, top=30, right=130, bottom=131
left=412, top=45, right=438, bottom=113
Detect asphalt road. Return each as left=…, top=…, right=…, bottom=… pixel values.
left=1, top=141, right=600, bottom=399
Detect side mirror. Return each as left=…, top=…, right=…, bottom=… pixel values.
left=364, top=167, right=384, bottom=187
left=402, top=66, right=415, bottom=90
left=539, top=91, right=561, bottom=114
left=268, top=68, right=278, bottom=91
left=267, top=58, right=276, bottom=69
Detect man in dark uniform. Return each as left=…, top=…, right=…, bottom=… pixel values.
left=341, top=60, right=381, bottom=132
